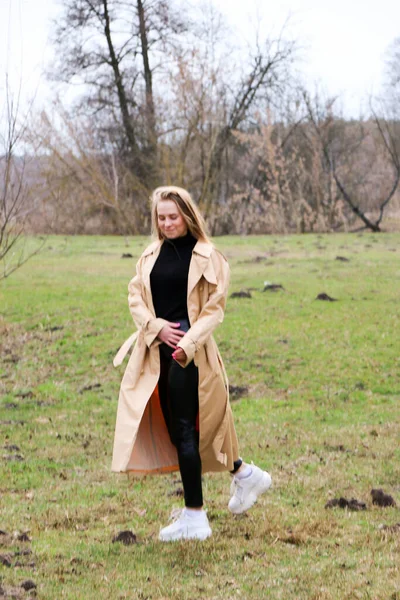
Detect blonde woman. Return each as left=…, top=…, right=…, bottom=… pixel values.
left=112, top=186, right=271, bottom=541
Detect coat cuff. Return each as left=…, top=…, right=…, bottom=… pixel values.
left=176, top=335, right=197, bottom=367
left=144, top=318, right=168, bottom=348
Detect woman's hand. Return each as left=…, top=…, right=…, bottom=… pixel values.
left=158, top=322, right=185, bottom=348
left=171, top=347, right=187, bottom=364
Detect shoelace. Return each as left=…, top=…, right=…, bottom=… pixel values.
left=230, top=477, right=245, bottom=500
left=168, top=507, right=184, bottom=522
left=231, top=462, right=255, bottom=495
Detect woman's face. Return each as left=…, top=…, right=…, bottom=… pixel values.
left=157, top=200, right=188, bottom=239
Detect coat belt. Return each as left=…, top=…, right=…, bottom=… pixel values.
left=113, top=331, right=139, bottom=367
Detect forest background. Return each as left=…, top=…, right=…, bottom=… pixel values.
left=2, top=0, right=400, bottom=278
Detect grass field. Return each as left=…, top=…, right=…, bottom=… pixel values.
left=1, top=232, right=399, bottom=600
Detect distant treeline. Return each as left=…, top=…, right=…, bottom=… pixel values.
left=10, top=1, right=400, bottom=234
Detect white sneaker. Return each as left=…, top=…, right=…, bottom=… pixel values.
left=228, top=464, right=272, bottom=514
left=158, top=508, right=212, bottom=542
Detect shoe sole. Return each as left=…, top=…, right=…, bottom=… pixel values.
left=229, top=472, right=272, bottom=514
left=159, top=527, right=212, bottom=542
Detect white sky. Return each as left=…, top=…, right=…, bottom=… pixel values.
left=0, top=0, right=399, bottom=118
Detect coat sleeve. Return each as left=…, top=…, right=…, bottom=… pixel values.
left=176, top=250, right=230, bottom=367
left=128, top=256, right=168, bottom=348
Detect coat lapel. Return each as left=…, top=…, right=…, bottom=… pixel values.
left=141, top=240, right=162, bottom=299
left=187, top=241, right=217, bottom=299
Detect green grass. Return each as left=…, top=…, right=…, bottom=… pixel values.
left=1, top=232, right=399, bottom=600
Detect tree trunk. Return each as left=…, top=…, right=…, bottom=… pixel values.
left=102, top=0, right=142, bottom=175
left=137, top=0, right=158, bottom=184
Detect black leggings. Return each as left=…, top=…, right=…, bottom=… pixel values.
left=158, top=350, right=243, bottom=508
left=158, top=351, right=202, bottom=507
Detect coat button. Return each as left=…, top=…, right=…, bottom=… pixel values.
left=199, top=284, right=204, bottom=291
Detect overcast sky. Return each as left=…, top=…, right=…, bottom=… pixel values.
left=1, top=0, right=399, bottom=119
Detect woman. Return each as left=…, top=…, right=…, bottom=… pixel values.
left=112, top=186, right=271, bottom=542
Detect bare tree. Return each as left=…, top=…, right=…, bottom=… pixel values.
left=197, top=36, right=297, bottom=223
left=157, top=7, right=297, bottom=229
left=303, top=91, right=400, bottom=232
left=385, top=37, right=400, bottom=98
left=49, top=2, right=298, bottom=231
left=49, top=0, right=187, bottom=190
left=225, top=105, right=348, bottom=235
left=28, top=102, right=146, bottom=235
left=369, top=103, right=400, bottom=228
left=0, top=77, right=44, bottom=280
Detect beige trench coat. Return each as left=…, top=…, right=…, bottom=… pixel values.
left=111, top=239, right=239, bottom=475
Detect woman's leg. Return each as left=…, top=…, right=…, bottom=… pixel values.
left=158, top=353, right=211, bottom=541
left=230, top=458, right=243, bottom=474
left=168, top=358, right=203, bottom=508
left=158, top=353, right=203, bottom=508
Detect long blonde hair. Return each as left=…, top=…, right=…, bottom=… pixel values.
left=150, top=186, right=210, bottom=242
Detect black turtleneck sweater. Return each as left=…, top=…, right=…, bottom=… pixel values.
left=150, top=232, right=197, bottom=322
